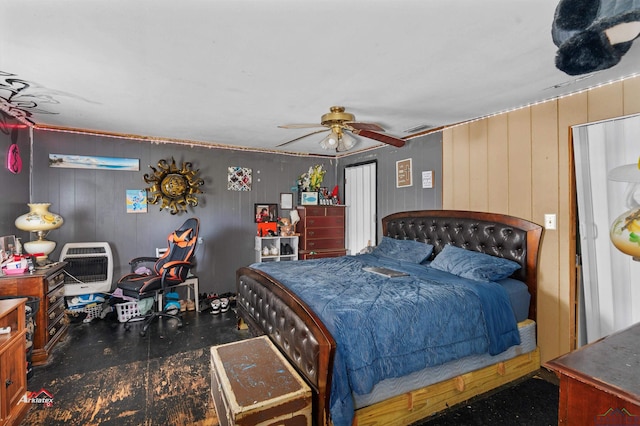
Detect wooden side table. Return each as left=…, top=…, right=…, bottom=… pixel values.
left=0, top=298, right=29, bottom=426
left=545, top=322, right=640, bottom=425
left=0, top=263, right=67, bottom=365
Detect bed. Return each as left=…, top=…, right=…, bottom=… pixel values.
left=236, top=210, right=543, bottom=426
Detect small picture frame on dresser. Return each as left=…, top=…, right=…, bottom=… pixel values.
left=301, top=192, right=318, bottom=205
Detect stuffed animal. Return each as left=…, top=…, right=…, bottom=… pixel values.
left=552, top=0, right=640, bottom=75
left=279, top=217, right=295, bottom=236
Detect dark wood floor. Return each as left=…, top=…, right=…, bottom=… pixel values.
left=30, top=306, right=250, bottom=380
left=23, top=305, right=250, bottom=425
left=22, top=304, right=559, bottom=425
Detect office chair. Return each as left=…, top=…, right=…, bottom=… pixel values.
left=117, top=217, right=199, bottom=336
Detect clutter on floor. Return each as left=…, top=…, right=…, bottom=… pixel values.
left=62, top=290, right=237, bottom=325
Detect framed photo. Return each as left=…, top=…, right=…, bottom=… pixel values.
left=49, top=154, right=139, bottom=171
left=280, top=193, right=293, bottom=210
left=255, top=203, right=278, bottom=223
left=126, top=189, right=147, bottom=213
left=396, top=158, right=413, bottom=188
left=301, top=191, right=318, bottom=205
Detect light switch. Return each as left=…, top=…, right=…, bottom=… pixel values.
left=544, top=214, right=557, bottom=230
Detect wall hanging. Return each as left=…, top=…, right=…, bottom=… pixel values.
left=126, top=189, right=148, bottom=213
left=49, top=154, right=139, bottom=171
left=6, top=127, right=22, bottom=174
left=144, top=158, right=204, bottom=215
left=227, top=166, right=252, bottom=191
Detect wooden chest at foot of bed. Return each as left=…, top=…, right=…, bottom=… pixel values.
left=210, top=336, right=312, bottom=426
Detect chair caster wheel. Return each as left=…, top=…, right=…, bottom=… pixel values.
left=140, top=330, right=146, bottom=337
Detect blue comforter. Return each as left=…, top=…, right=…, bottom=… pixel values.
left=252, top=253, right=520, bottom=426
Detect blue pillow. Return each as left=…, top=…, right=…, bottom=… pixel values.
left=429, top=244, right=521, bottom=282
left=371, top=236, right=434, bottom=264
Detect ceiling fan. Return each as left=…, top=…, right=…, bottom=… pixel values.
left=277, top=106, right=405, bottom=152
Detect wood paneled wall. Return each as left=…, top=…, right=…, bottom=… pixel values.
left=443, top=75, right=640, bottom=362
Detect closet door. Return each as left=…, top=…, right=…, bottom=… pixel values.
left=344, top=161, right=377, bottom=255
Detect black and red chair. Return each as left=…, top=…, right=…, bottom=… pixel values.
left=117, top=217, right=199, bottom=336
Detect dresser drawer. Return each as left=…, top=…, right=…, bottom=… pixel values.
left=304, top=227, right=344, bottom=239
left=301, top=206, right=345, bottom=217
left=47, top=297, right=66, bottom=322
left=48, top=310, right=66, bottom=339
left=303, top=216, right=344, bottom=228
left=46, top=271, right=65, bottom=293
left=300, top=250, right=346, bottom=260
left=47, top=285, right=65, bottom=308
left=301, top=238, right=344, bottom=251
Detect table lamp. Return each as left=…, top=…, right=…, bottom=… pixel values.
left=608, top=161, right=640, bottom=260
left=14, top=203, right=64, bottom=264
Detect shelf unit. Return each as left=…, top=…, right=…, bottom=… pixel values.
left=254, top=236, right=299, bottom=262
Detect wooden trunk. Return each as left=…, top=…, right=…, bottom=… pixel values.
left=210, top=336, right=312, bottom=426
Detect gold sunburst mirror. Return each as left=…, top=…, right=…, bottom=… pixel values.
left=144, top=158, right=204, bottom=215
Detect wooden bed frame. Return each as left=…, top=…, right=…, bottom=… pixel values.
left=236, top=210, right=543, bottom=425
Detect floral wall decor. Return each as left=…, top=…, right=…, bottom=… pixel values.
left=144, top=158, right=204, bottom=215
left=228, top=166, right=252, bottom=191
left=297, top=164, right=326, bottom=191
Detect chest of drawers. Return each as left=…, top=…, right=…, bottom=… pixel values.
left=0, top=263, right=67, bottom=365
left=296, top=206, right=346, bottom=259
left=0, top=298, right=28, bottom=426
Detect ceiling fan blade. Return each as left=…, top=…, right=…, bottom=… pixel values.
left=278, top=123, right=326, bottom=129
left=276, top=129, right=330, bottom=147
left=352, top=129, right=405, bottom=148
left=346, top=122, right=385, bottom=132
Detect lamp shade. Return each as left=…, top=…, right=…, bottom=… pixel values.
left=608, top=163, right=640, bottom=182
left=15, top=203, right=64, bottom=232
left=320, top=131, right=339, bottom=150
left=337, top=132, right=356, bottom=152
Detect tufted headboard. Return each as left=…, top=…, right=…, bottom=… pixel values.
left=383, top=210, right=543, bottom=321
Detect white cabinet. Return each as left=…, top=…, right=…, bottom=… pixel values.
left=255, top=236, right=299, bottom=262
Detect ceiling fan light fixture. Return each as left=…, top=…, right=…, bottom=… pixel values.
left=320, top=131, right=339, bottom=150
left=338, top=131, right=357, bottom=152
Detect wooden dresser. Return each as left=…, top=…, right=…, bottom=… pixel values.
left=545, top=322, right=640, bottom=425
left=296, top=206, right=346, bottom=260
left=0, top=263, right=67, bottom=366
left=0, top=298, right=28, bottom=426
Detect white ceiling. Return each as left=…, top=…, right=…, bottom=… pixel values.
left=2, top=0, right=639, bottom=156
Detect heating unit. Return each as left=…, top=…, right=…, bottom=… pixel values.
left=59, top=242, right=113, bottom=296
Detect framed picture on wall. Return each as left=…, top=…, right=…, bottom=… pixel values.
left=255, top=203, right=278, bottom=223
left=396, top=158, right=413, bottom=188
left=126, top=189, right=148, bottom=213
left=280, top=193, right=293, bottom=210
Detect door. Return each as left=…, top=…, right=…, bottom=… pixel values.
left=572, top=113, right=640, bottom=345
left=344, top=161, right=377, bottom=255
